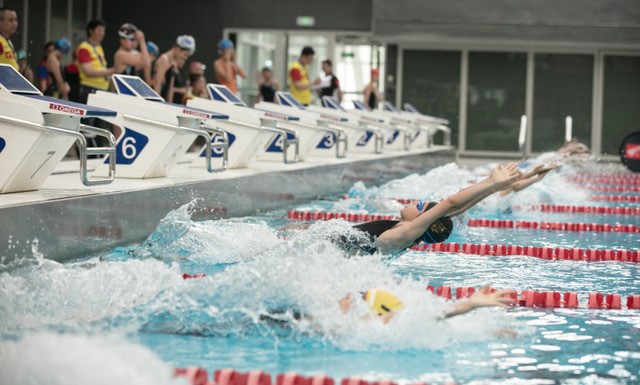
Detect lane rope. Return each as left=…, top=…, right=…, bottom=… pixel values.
left=467, top=218, right=639, bottom=233
left=411, top=241, right=639, bottom=263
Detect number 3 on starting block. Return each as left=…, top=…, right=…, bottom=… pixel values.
left=108, top=127, right=149, bottom=165
left=0, top=137, right=5, bottom=154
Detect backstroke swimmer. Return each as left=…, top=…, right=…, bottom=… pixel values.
left=340, top=285, right=516, bottom=324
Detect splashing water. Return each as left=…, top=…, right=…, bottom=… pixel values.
left=0, top=332, right=183, bottom=385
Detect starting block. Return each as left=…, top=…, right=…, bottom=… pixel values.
left=187, top=84, right=300, bottom=168
left=88, top=75, right=229, bottom=178
left=0, top=64, right=117, bottom=193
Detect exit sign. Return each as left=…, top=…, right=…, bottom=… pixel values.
left=296, top=16, right=315, bottom=27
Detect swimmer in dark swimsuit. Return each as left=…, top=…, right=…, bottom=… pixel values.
left=351, top=163, right=523, bottom=254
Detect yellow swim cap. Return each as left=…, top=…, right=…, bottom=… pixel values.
left=363, top=289, right=403, bottom=315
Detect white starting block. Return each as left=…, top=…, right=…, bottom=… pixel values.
left=185, top=84, right=299, bottom=168
left=380, top=101, right=435, bottom=149
left=348, top=100, right=413, bottom=151
left=255, top=92, right=348, bottom=160
left=0, top=64, right=117, bottom=193
left=311, top=96, right=384, bottom=154
left=403, top=103, right=452, bottom=146
left=88, top=75, right=229, bottom=179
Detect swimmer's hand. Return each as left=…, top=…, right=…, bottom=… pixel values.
left=445, top=285, right=515, bottom=318
left=489, top=163, right=522, bottom=186
left=339, top=293, right=353, bottom=314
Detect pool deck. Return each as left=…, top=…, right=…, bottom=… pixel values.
left=0, top=146, right=455, bottom=265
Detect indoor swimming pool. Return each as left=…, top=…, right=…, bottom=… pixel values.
left=0, top=161, right=638, bottom=385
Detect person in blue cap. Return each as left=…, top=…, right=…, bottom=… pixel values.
left=214, top=38, right=246, bottom=95
left=42, top=38, right=71, bottom=99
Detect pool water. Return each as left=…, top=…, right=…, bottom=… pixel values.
left=0, top=161, right=638, bottom=385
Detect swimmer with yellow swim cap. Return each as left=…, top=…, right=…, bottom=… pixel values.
left=340, top=286, right=515, bottom=324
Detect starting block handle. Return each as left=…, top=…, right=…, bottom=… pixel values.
left=78, top=123, right=116, bottom=186
left=325, top=124, right=349, bottom=158
left=437, top=124, right=451, bottom=146
left=262, top=125, right=299, bottom=164
left=200, top=125, right=229, bottom=173
left=123, top=113, right=226, bottom=173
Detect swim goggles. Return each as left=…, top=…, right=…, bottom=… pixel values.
left=416, top=200, right=426, bottom=212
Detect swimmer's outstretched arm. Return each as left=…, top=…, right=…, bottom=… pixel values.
left=444, top=286, right=515, bottom=318
left=499, top=163, right=558, bottom=196
left=378, top=163, right=522, bottom=252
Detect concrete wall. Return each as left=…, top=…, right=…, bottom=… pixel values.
left=373, top=0, right=640, bottom=48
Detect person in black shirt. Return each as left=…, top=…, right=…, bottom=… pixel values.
left=318, top=59, right=342, bottom=102
left=256, top=66, right=279, bottom=103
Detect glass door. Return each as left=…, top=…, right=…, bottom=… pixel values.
left=466, top=51, right=527, bottom=152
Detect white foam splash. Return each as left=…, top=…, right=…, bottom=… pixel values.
left=0, top=332, right=184, bottom=385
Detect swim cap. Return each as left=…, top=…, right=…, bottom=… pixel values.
left=16, top=49, right=26, bottom=60
left=371, top=68, right=380, bottom=77
left=419, top=202, right=453, bottom=244
left=363, top=289, right=403, bottom=316
left=118, top=23, right=138, bottom=40
left=189, top=60, right=206, bottom=73
left=54, top=38, right=71, bottom=55
left=218, top=38, right=234, bottom=51
left=146, top=41, right=159, bottom=57
left=176, top=35, right=196, bottom=54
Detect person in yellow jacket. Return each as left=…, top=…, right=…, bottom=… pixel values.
left=0, top=6, right=19, bottom=70
left=288, top=46, right=320, bottom=106
left=76, top=19, right=114, bottom=103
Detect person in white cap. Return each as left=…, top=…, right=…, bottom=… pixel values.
left=112, top=23, right=150, bottom=77
left=153, top=34, right=195, bottom=102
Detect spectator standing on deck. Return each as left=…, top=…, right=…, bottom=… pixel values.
left=363, top=68, right=382, bottom=110
left=288, top=46, right=320, bottom=106
left=154, top=35, right=194, bottom=103
left=0, top=6, right=19, bottom=70
left=38, top=42, right=55, bottom=92
left=16, top=49, right=34, bottom=84
left=43, top=38, right=71, bottom=100
left=112, top=23, right=150, bottom=78
left=76, top=19, right=114, bottom=103
left=256, top=66, right=279, bottom=103
left=318, top=59, right=342, bottom=102
left=214, top=38, right=246, bottom=95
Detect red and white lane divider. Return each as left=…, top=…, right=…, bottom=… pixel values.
left=174, top=368, right=445, bottom=385
left=537, top=204, right=640, bottom=216
left=287, top=210, right=399, bottom=222
left=467, top=218, right=640, bottom=233
left=427, top=285, right=640, bottom=310
left=590, top=194, right=640, bottom=203
left=412, top=242, right=639, bottom=262
left=568, top=177, right=640, bottom=186
left=574, top=173, right=640, bottom=180
left=586, top=185, right=640, bottom=193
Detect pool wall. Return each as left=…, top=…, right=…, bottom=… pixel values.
left=0, top=148, right=454, bottom=265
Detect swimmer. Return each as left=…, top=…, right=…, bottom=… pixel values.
left=351, top=162, right=523, bottom=254
left=340, top=285, right=515, bottom=324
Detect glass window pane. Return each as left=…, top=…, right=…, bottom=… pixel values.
left=602, top=55, right=640, bottom=155
left=532, top=54, right=593, bottom=152
left=467, top=52, right=526, bottom=152
left=401, top=50, right=460, bottom=145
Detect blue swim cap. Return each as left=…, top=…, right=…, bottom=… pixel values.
left=218, top=38, right=234, bottom=50
left=146, top=41, right=159, bottom=57
left=55, top=38, right=71, bottom=55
